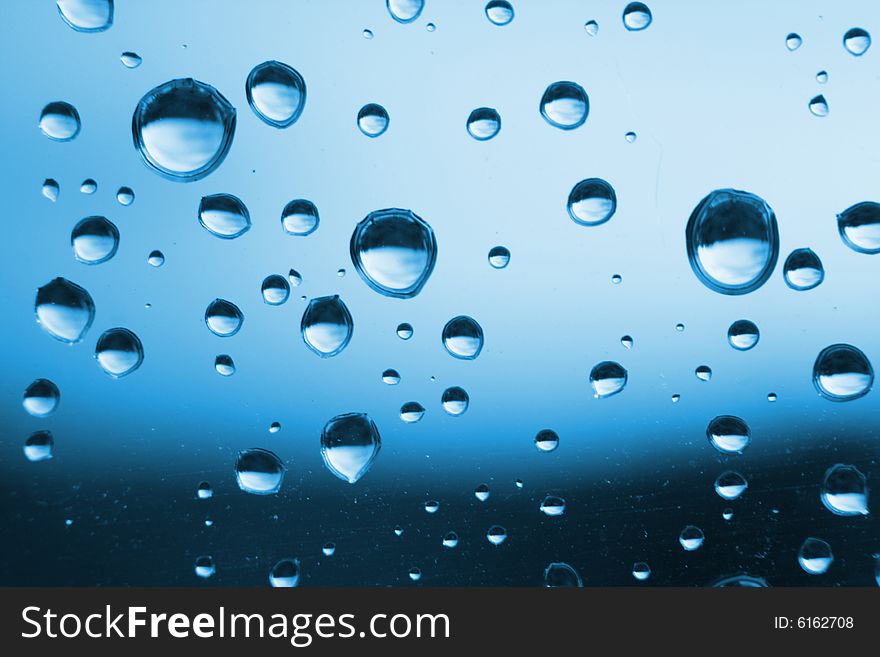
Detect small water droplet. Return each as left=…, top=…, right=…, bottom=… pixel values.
left=707, top=415, right=750, bottom=454
left=813, top=344, right=873, bottom=401
left=42, top=179, right=60, bottom=202
left=115, top=186, right=134, bottom=206
left=584, top=20, right=599, bottom=36
left=394, top=525, right=404, bottom=536
left=322, top=542, right=336, bottom=556
left=623, top=2, right=652, bottom=31
left=675, top=323, right=685, bottom=332
left=39, top=101, right=81, bottom=141
left=567, top=178, right=617, bottom=226
left=611, top=274, right=622, bottom=284
left=424, top=500, right=439, bottom=514
left=816, top=70, right=828, bottom=84
left=382, top=368, right=400, bottom=385
left=24, top=431, right=54, bottom=462
left=679, top=525, right=705, bottom=551
left=620, top=335, right=634, bottom=349
left=474, top=483, right=490, bottom=502
left=205, top=299, right=244, bottom=337
left=671, top=393, right=681, bottom=403
left=515, top=479, right=524, bottom=489
left=713, top=574, right=768, bottom=587
left=357, top=103, right=389, bottom=137
left=269, top=421, right=281, bottom=434
left=714, top=471, right=748, bottom=500
left=782, top=248, right=824, bottom=290
left=235, top=448, right=284, bottom=495
left=590, top=361, right=627, bottom=398
left=320, top=412, right=381, bottom=484
left=534, top=429, right=559, bottom=453
left=194, top=481, right=213, bottom=500
left=785, top=32, right=802, bottom=51
left=487, top=246, right=511, bottom=269
left=301, top=295, right=354, bottom=357
left=280, top=198, right=319, bottom=236
left=767, top=392, right=777, bottom=402
left=727, top=319, right=759, bottom=351
left=442, top=531, right=459, bottom=548
left=269, top=558, right=300, bottom=587
left=466, top=107, right=501, bottom=141
left=808, top=94, right=829, bottom=117
left=400, top=401, right=425, bottom=423
left=120, top=51, right=142, bottom=68
left=261, top=274, right=290, bottom=306
left=442, top=316, right=484, bottom=360
left=632, top=562, right=651, bottom=581
left=426, top=22, right=436, bottom=32
left=246, top=60, right=306, bottom=128
left=35, top=277, right=95, bottom=343
left=836, top=202, right=880, bottom=254
left=194, top=555, right=216, bottom=579
left=539, top=495, right=566, bottom=517
left=408, top=567, right=422, bottom=581
left=843, top=27, right=871, bottom=56
left=23, top=379, right=60, bottom=417
left=336, top=268, right=346, bottom=277
left=79, top=179, right=97, bottom=195
left=486, top=525, right=507, bottom=545
left=199, top=193, right=251, bottom=239
left=722, top=508, right=734, bottom=521
left=288, top=269, right=303, bottom=287
left=544, top=562, right=583, bottom=587
left=147, top=250, right=165, bottom=267
left=798, top=538, right=834, bottom=575
left=540, top=81, right=589, bottom=130
left=363, top=29, right=374, bottom=39
left=387, top=0, right=424, bottom=23
left=485, top=1, right=514, bottom=26
left=214, top=354, right=235, bottom=376
left=695, top=365, right=712, bottom=381
left=95, top=328, right=143, bottom=378
left=441, top=386, right=469, bottom=416
left=820, top=464, right=869, bottom=516
left=397, top=322, right=414, bottom=340
left=625, top=131, right=637, bottom=142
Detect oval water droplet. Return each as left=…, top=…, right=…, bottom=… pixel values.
left=281, top=199, right=319, bottom=236
left=301, top=295, right=353, bottom=357
left=695, top=365, right=712, bottom=381
left=540, top=495, right=566, bottom=517
left=487, top=246, right=510, bottom=269
left=387, top=0, right=424, bottom=23
left=56, top=0, right=113, bottom=32
left=424, top=500, right=439, bottom=514
left=116, top=186, right=134, bottom=206
left=442, top=316, right=484, bottom=360
left=707, top=415, right=751, bottom=454
left=486, top=525, right=507, bottom=546
left=837, top=202, right=880, bottom=254
left=205, top=298, right=244, bottom=337
left=714, top=471, right=748, bottom=500
left=79, top=179, right=97, bottom=195
left=589, top=361, right=627, bottom=398
left=820, top=464, right=869, bottom=516
left=843, top=27, right=871, bottom=56
left=320, top=412, right=381, bottom=484
left=485, top=0, right=514, bottom=26
left=632, top=562, right=651, bottom=581
left=363, top=29, right=374, bottom=39
left=39, top=101, right=81, bottom=141
left=382, top=368, right=400, bottom=385
left=767, top=392, right=777, bottom=402
left=540, top=81, right=589, bottom=130
left=679, top=525, right=705, bottom=551
left=798, top=538, right=834, bottom=575
left=261, top=274, right=290, bottom=306
left=722, top=508, right=734, bottom=521
left=474, top=484, right=490, bottom=502
left=23, top=379, right=60, bottom=417
left=196, top=481, right=213, bottom=499
left=214, top=354, right=235, bottom=376
left=808, top=95, right=829, bottom=117
left=584, top=20, right=598, bottom=36
left=686, top=188, right=779, bottom=295
left=95, top=328, right=143, bottom=378
left=783, top=248, right=824, bottom=290
left=442, top=532, right=459, bottom=548
left=544, top=562, right=583, bottom=587
left=24, top=431, right=54, bottom=462
left=623, top=2, right=652, bottom=31
left=357, top=103, right=389, bottom=137
left=534, top=429, right=559, bottom=453
left=396, top=323, right=414, bottom=340
left=567, top=178, right=617, bottom=226
left=466, top=107, right=501, bottom=141
left=269, top=558, right=300, bottom=587
left=132, top=78, right=236, bottom=181
left=35, top=277, right=95, bottom=343
left=441, top=386, right=469, bottom=416
left=147, top=250, right=165, bottom=267
left=199, top=193, right=251, bottom=239
left=813, top=344, right=873, bottom=401
left=235, top=448, right=284, bottom=495
left=42, top=179, right=60, bottom=202
left=408, top=567, right=422, bottom=582
left=727, top=319, right=759, bottom=351
left=246, top=60, right=306, bottom=128
left=194, top=555, right=216, bottom=579
left=400, top=402, right=425, bottom=423
left=816, top=70, right=828, bottom=84
left=785, top=32, right=802, bottom=51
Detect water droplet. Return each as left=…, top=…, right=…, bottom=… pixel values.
left=515, top=479, right=524, bottom=489
left=357, top=103, right=389, bottom=137
left=95, top=327, right=144, bottom=378
left=382, top=368, right=400, bottom=385
left=584, top=20, right=598, bottom=36
left=396, top=323, right=414, bottom=340
left=474, top=483, right=490, bottom=502
left=196, top=481, right=213, bottom=499
left=261, top=274, right=290, bottom=306
left=485, top=1, right=514, bottom=26
left=813, top=344, right=873, bottom=401
left=679, top=525, right=705, bottom=551
left=79, top=179, right=97, bottom=195
left=441, top=386, right=469, bottom=416
left=116, top=186, right=134, bottom=206
left=42, top=179, right=60, bottom=202
left=24, top=431, right=54, bottom=462
left=714, top=471, right=748, bottom=500
left=544, top=562, right=583, bottom=587
left=589, top=361, right=627, bottom=398
left=686, top=189, right=779, bottom=295
left=567, top=178, right=617, bottom=226
left=486, top=525, right=507, bottom=545
left=424, top=500, right=440, bottom=514
left=611, top=274, right=622, bottom=285
left=235, top=448, right=285, bottom=495
left=194, top=555, right=216, bottom=579
left=320, top=412, right=381, bottom=484
left=837, top=202, right=880, bottom=254
left=622, top=2, right=652, bottom=31
left=408, top=567, right=422, bottom=582
left=713, top=574, right=767, bottom=587
left=56, top=0, right=113, bottom=32
left=281, top=199, right=319, bottom=236
left=400, top=401, right=425, bottom=423
left=269, top=558, right=301, bottom=587
left=269, top=421, right=281, bottom=434
left=336, top=268, right=346, bottom=277
left=727, top=319, right=759, bottom=351
left=363, top=28, right=374, bottom=39
left=39, top=101, right=81, bottom=141
left=534, top=429, right=559, bottom=452
left=199, top=193, right=251, bottom=239
left=466, top=107, right=501, bottom=141
left=288, top=269, right=303, bottom=287
left=695, top=365, right=712, bottom=382
left=350, top=209, right=437, bottom=299
left=147, top=250, right=165, bottom=267
left=620, top=335, right=634, bottom=349
left=675, top=323, right=685, bottom=332
left=23, top=379, right=60, bottom=417
left=442, top=532, right=459, bottom=548
left=301, top=295, right=353, bottom=357
left=205, top=298, right=244, bottom=337
left=722, top=508, right=734, bottom=521
left=540, top=495, right=566, bottom=517
left=214, top=354, right=235, bottom=376
left=798, top=538, right=834, bottom=575
left=625, top=131, right=637, bottom=142
left=540, top=81, right=589, bottom=130
left=120, top=51, right=141, bottom=68
left=322, top=542, right=336, bottom=556
left=487, top=245, right=510, bottom=269
left=808, top=94, right=829, bottom=117
left=35, top=277, right=95, bottom=343
left=767, top=392, right=777, bottom=402
left=632, top=562, right=651, bottom=581
left=132, top=78, right=236, bottom=181
left=426, top=22, right=435, bottom=32
left=820, top=464, right=869, bottom=516
left=394, top=526, right=404, bottom=536
left=707, top=415, right=751, bottom=454
left=843, top=27, right=871, bottom=56
left=671, top=393, right=680, bottom=403
left=387, top=0, right=424, bottom=23
left=785, top=32, right=802, bottom=51
left=816, top=70, right=828, bottom=84
left=442, top=316, right=484, bottom=359
left=245, top=61, right=306, bottom=128
left=204, top=518, right=214, bottom=528
left=782, top=248, right=824, bottom=291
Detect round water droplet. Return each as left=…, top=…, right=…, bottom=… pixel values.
left=322, top=542, right=336, bottom=556
left=540, top=495, right=566, bottom=517
left=199, top=193, right=251, bottom=239
left=194, top=555, right=216, bottom=579
left=486, top=525, right=507, bottom=545
left=485, top=1, right=514, bottom=26
left=474, top=483, right=490, bottom=502
left=235, top=448, right=284, bottom=495
left=675, top=323, right=685, bottom=332
left=714, top=471, right=748, bottom=500
left=194, top=481, right=213, bottom=500
left=116, top=186, right=134, bottom=206
left=466, top=107, right=501, bottom=141
left=23, top=379, right=60, bottom=417
left=424, top=500, right=439, bottom=514
left=798, top=538, right=834, bottom=575
left=487, top=246, right=510, bottom=269
left=79, top=179, right=97, bottom=195
left=632, top=562, right=651, bottom=581
left=56, top=0, right=113, bottom=32
left=301, top=295, right=353, bottom=357
left=35, top=277, right=95, bottom=343
left=515, top=479, right=524, bottom=489
left=785, top=32, right=802, bottom=51
left=782, top=248, right=824, bottom=290
left=442, top=531, right=459, bottom=548
left=813, top=344, right=873, bottom=401
left=357, top=103, right=389, bottom=137
left=625, top=131, right=637, bottom=142
left=426, top=22, right=435, bottom=32
left=567, top=178, right=617, bottom=226
left=382, top=368, right=400, bottom=385
left=695, top=365, right=712, bottom=381
left=400, top=401, right=425, bottom=423
left=707, top=415, right=750, bottom=454
left=584, top=20, right=598, bottom=36
left=620, top=335, right=634, bottom=349
left=767, top=392, right=777, bottom=402
left=623, top=2, right=652, bottom=31
left=269, top=558, right=300, bottom=587
left=281, top=199, right=319, bottom=236
left=132, top=78, right=236, bottom=181
left=843, top=27, right=871, bottom=56
left=442, top=316, right=484, bottom=360
left=408, top=567, right=422, bottom=582
left=722, top=508, right=734, bottom=521
left=95, top=328, right=143, bottom=378
left=441, top=386, right=469, bottom=416
left=320, top=412, right=381, bottom=484
left=245, top=60, right=306, bottom=128
left=24, top=431, right=54, bottom=462
left=261, top=274, right=290, bottom=306
left=544, top=562, right=582, bottom=587
left=671, top=393, right=680, bottom=403
left=820, top=464, right=869, bottom=516
left=205, top=299, right=244, bottom=337
left=611, top=274, right=622, bottom=284
left=540, top=81, right=589, bottom=130
left=837, top=202, right=880, bottom=254
left=387, top=0, right=424, bottom=23
left=590, top=361, right=627, bottom=398
left=120, top=51, right=142, bottom=68
left=534, top=429, right=559, bottom=453
left=727, top=319, right=759, bottom=351
left=288, top=269, right=303, bottom=287
left=679, top=525, right=705, bottom=551
left=269, top=421, right=281, bottom=434
left=147, top=250, right=165, bottom=267
left=214, top=354, right=235, bottom=376
left=816, top=70, right=828, bottom=84
left=42, top=179, right=60, bottom=202
left=363, top=28, right=373, bottom=39
left=808, top=95, right=828, bottom=117
left=397, top=323, right=414, bottom=340
left=39, top=101, right=81, bottom=141
left=686, top=189, right=779, bottom=295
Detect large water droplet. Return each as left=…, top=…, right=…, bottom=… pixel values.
left=214, top=354, right=235, bottom=376
left=813, top=344, right=873, bottom=401
left=194, top=555, right=216, bottom=579
left=837, top=202, right=880, bottom=254
left=540, top=495, right=566, bottom=517
left=707, top=415, right=750, bottom=454
left=622, top=2, right=652, bottom=31
left=120, top=51, right=141, bottom=68
left=281, top=199, right=319, bottom=236
left=301, top=296, right=353, bottom=357
left=261, top=274, right=290, bottom=306
left=245, top=61, right=306, bottom=128
left=485, top=0, right=514, bottom=25
left=39, top=102, right=81, bottom=141
left=95, top=328, right=143, bottom=377
left=56, top=0, right=113, bottom=32
left=534, top=429, right=559, bottom=452
left=782, top=248, right=824, bottom=290
left=320, top=412, right=381, bottom=484
left=589, top=361, right=627, bottom=398
left=357, top=103, right=389, bottom=137
left=798, top=538, right=834, bottom=575
left=714, top=471, right=748, bottom=500
left=474, top=484, right=490, bottom=502
left=387, top=0, right=424, bottom=23
left=685, top=189, right=779, bottom=295
left=808, top=95, right=829, bottom=117
left=269, top=558, right=300, bottom=587
left=23, top=379, right=60, bottom=417
left=198, top=194, right=251, bottom=239
left=205, top=299, right=244, bottom=337
left=466, top=107, right=501, bottom=141
left=679, top=525, right=705, bottom=551
left=24, top=431, right=54, bottom=462
left=486, top=525, right=507, bottom=546
left=727, top=319, right=759, bottom=351
left=632, top=562, right=651, bottom=581
left=35, top=277, right=95, bottom=343
left=843, top=27, right=871, bottom=56
left=71, top=216, right=119, bottom=264
left=441, top=386, right=469, bottom=416
left=820, top=464, right=869, bottom=516
left=544, top=562, right=583, bottom=587
left=132, top=78, right=236, bottom=181
left=540, top=81, right=588, bottom=130
left=488, top=246, right=510, bottom=269
left=567, top=178, right=617, bottom=226
left=785, top=32, right=802, bottom=51
left=235, top=448, right=285, bottom=495
left=442, top=316, right=484, bottom=360
left=400, top=401, right=425, bottom=423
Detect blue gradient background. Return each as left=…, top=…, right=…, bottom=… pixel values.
left=0, top=0, right=877, bottom=585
